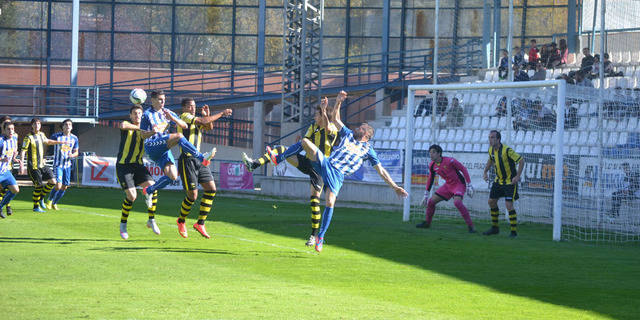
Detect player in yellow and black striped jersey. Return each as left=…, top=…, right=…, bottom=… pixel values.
left=19, top=118, right=65, bottom=213
left=116, top=105, right=159, bottom=240
left=175, top=98, right=232, bottom=239
left=482, top=130, right=525, bottom=238
left=241, top=90, right=347, bottom=246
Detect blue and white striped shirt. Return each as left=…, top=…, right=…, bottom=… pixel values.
left=51, top=132, right=79, bottom=168
left=140, top=107, right=179, bottom=141
left=0, top=135, right=17, bottom=174
left=329, top=126, right=380, bottom=176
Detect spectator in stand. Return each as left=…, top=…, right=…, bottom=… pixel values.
left=436, top=91, right=449, bottom=116
left=531, top=100, right=556, bottom=130
left=528, top=39, right=539, bottom=69
left=558, top=73, right=575, bottom=85
left=439, top=97, right=464, bottom=128
left=539, top=44, right=549, bottom=68
left=591, top=54, right=601, bottom=78
left=414, top=96, right=432, bottom=117
left=559, top=39, right=569, bottom=66
left=575, top=70, right=594, bottom=88
left=603, top=53, right=623, bottom=77
left=498, top=49, right=509, bottom=79
left=513, top=46, right=525, bottom=68
left=512, top=98, right=534, bottom=130
left=495, top=96, right=507, bottom=117
left=580, top=48, right=594, bottom=72
left=547, top=42, right=562, bottom=68
left=513, top=64, right=530, bottom=82
left=531, top=62, right=547, bottom=81
left=608, top=163, right=640, bottom=217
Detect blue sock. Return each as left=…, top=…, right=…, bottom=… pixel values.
left=0, top=190, right=16, bottom=208
left=178, top=137, right=204, bottom=160
left=146, top=176, right=172, bottom=194
left=53, top=189, right=66, bottom=205
left=276, top=142, right=303, bottom=163
left=47, top=189, right=59, bottom=202
left=318, top=207, right=334, bottom=239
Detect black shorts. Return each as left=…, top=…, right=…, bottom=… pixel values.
left=489, top=183, right=520, bottom=201
left=179, top=155, right=213, bottom=191
left=116, top=163, right=153, bottom=189
left=296, top=154, right=322, bottom=192
left=28, top=167, right=54, bottom=186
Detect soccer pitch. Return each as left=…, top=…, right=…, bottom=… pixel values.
left=0, top=187, right=638, bottom=319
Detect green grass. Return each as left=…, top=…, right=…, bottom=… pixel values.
left=0, top=187, right=638, bottom=319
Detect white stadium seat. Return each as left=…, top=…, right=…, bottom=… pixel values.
left=390, top=116, right=399, bottom=128
left=398, top=117, right=406, bottom=128
left=389, top=128, right=399, bottom=140
left=480, top=116, right=490, bottom=129
left=422, top=129, right=431, bottom=141
left=398, top=128, right=406, bottom=140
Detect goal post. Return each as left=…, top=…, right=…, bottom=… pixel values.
left=401, top=80, right=640, bottom=243
left=403, top=80, right=567, bottom=240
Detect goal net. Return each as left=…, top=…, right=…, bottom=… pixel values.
left=402, top=81, right=640, bottom=243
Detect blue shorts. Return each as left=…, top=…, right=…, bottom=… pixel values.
left=144, top=134, right=176, bottom=169
left=0, top=171, right=17, bottom=188
left=311, top=152, right=344, bottom=196
left=55, top=166, right=72, bottom=186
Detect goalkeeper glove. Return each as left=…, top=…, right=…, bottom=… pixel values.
left=466, top=184, right=475, bottom=198
left=421, top=195, right=428, bottom=207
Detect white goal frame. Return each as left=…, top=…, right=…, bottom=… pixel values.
left=403, top=80, right=567, bottom=241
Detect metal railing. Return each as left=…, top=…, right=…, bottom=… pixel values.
left=0, top=84, right=100, bottom=118
left=97, top=40, right=483, bottom=115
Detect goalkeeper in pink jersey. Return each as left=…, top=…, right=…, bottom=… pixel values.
left=416, top=144, right=476, bottom=233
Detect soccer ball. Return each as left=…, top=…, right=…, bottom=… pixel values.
left=129, top=88, right=147, bottom=105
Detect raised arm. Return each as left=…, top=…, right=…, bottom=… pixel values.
left=315, top=97, right=330, bottom=130
left=120, top=121, right=155, bottom=139
left=195, top=106, right=232, bottom=129
left=329, top=91, right=347, bottom=130
left=163, top=108, right=187, bottom=129
left=374, top=163, right=408, bottom=198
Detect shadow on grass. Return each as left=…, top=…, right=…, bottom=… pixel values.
left=90, top=246, right=236, bottom=255
left=0, top=236, right=123, bottom=245
left=16, top=187, right=640, bottom=319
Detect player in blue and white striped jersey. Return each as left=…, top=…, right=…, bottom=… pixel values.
left=0, top=121, right=20, bottom=218
left=138, top=90, right=214, bottom=208
left=0, top=116, right=19, bottom=216
left=271, top=95, right=408, bottom=252
left=45, top=119, right=79, bottom=210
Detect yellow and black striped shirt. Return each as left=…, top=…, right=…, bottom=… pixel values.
left=21, top=132, right=47, bottom=170
left=117, top=128, right=144, bottom=165
left=489, top=143, right=522, bottom=185
left=178, top=112, right=203, bottom=157
left=304, top=123, right=338, bottom=158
